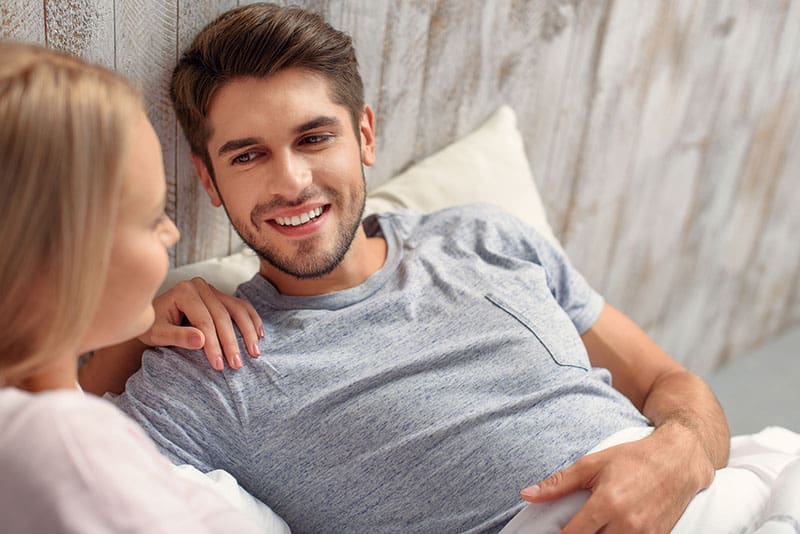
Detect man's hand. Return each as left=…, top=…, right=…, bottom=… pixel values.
left=141, top=277, right=264, bottom=371
left=520, top=303, right=728, bottom=532
left=520, top=421, right=716, bottom=533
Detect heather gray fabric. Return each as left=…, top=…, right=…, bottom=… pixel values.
left=114, top=204, right=651, bottom=534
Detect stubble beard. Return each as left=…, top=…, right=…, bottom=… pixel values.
left=224, top=175, right=366, bottom=280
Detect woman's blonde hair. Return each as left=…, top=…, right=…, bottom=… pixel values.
left=0, top=43, right=142, bottom=386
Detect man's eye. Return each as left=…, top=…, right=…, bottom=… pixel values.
left=233, top=151, right=258, bottom=164
left=301, top=134, right=331, bottom=145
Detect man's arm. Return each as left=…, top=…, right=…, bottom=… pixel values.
left=80, top=278, right=263, bottom=396
left=79, top=338, right=150, bottom=396
left=522, top=303, right=730, bottom=533
left=584, top=303, right=729, bottom=468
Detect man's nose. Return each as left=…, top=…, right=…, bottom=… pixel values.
left=270, top=151, right=312, bottom=198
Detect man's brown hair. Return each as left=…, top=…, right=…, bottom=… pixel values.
left=170, top=2, right=364, bottom=177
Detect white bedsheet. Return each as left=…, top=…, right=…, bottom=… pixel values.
left=173, top=426, right=799, bottom=533
left=172, top=464, right=291, bottom=533
left=501, top=426, right=800, bottom=533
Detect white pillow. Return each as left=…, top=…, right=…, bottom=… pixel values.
left=364, top=105, right=559, bottom=247
left=161, top=105, right=559, bottom=295
left=159, top=248, right=260, bottom=296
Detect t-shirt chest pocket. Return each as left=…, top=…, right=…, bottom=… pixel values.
left=484, top=291, right=589, bottom=371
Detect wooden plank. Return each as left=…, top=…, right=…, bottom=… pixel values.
left=318, top=0, right=390, bottom=189
left=172, top=0, right=237, bottom=266
left=324, top=0, right=388, bottom=110
left=554, top=0, right=658, bottom=289
left=414, top=0, right=504, bottom=163
left=503, top=1, right=611, bottom=243
left=602, top=0, right=735, bottom=330
left=0, top=1, right=44, bottom=43
left=648, top=0, right=800, bottom=371
left=787, top=262, right=800, bottom=327
left=114, top=0, right=179, bottom=264
left=362, top=0, right=436, bottom=187
left=720, top=0, right=800, bottom=364
left=44, top=0, right=114, bottom=68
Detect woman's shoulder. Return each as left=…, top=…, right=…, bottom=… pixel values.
left=0, top=388, right=140, bottom=470
left=0, top=387, right=123, bottom=434
left=1, top=387, right=88, bottom=427
left=0, top=387, right=158, bottom=478
left=0, top=387, right=175, bottom=530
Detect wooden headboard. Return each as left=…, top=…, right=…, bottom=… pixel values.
left=3, top=0, right=799, bottom=373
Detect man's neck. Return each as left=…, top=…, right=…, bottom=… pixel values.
left=260, top=228, right=387, bottom=296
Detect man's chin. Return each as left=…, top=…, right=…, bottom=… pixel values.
left=258, top=253, right=343, bottom=280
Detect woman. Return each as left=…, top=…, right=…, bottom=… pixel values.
left=0, top=43, right=283, bottom=532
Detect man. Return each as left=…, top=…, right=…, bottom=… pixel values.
left=97, top=4, right=735, bottom=532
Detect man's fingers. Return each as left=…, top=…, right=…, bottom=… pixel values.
left=560, top=489, right=652, bottom=534
left=558, top=493, right=609, bottom=534
left=520, top=461, right=589, bottom=503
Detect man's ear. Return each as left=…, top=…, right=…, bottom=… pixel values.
left=190, top=153, right=223, bottom=207
left=359, top=104, right=376, bottom=167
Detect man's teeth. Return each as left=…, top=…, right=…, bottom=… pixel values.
left=274, top=206, right=324, bottom=227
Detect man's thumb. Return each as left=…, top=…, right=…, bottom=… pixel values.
left=520, top=467, right=581, bottom=503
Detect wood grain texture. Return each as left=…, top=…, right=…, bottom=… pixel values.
left=172, top=0, right=237, bottom=265
left=114, top=0, right=178, bottom=263
left=44, top=0, right=114, bottom=67
left=364, top=0, right=436, bottom=186
left=1, top=0, right=798, bottom=372
left=0, top=0, right=44, bottom=43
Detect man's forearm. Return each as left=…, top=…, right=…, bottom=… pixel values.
left=583, top=304, right=730, bottom=469
left=78, top=337, right=148, bottom=396
left=642, top=368, right=730, bottom=468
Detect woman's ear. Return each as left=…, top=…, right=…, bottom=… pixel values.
left=190, top=154, right=223, bottom=207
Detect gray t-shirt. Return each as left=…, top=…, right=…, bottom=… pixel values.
left=114, top=204, right=650, bottom=534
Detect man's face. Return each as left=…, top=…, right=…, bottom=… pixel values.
left=195, top=68, right=375, bottom=279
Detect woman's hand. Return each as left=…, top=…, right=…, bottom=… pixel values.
left=139, top=277, right=264, bottom=370
left=80, top=278, right=263, bottom=396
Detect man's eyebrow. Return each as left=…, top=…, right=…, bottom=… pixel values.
left=218, top=137, right=261, bottom=157
left=294, top=115, right=340, bottom=134
left=216, top=117, right=340, bottom=156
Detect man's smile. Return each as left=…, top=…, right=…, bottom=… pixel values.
left=273, top=206, right=324, bottom=227
left=265, top=204, right=331, bottom=237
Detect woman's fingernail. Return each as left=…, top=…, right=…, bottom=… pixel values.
left=251, top=342, right=260, bottom=357
left=215, top=357, right=224, bottom=370
left=189, top=331, right=203, bottom=347
left=234, top=354, right=243, bottom=368
left=520, top=485, right=541, bottom=499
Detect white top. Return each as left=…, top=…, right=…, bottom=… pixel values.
left=0, top=387, right=265, bottom=533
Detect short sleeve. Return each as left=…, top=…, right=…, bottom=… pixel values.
left=111, top=346, right=250, bottom=475
left=526, top=230, right=605, bottom=334
left=455, top=204, right=605, bottom=334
